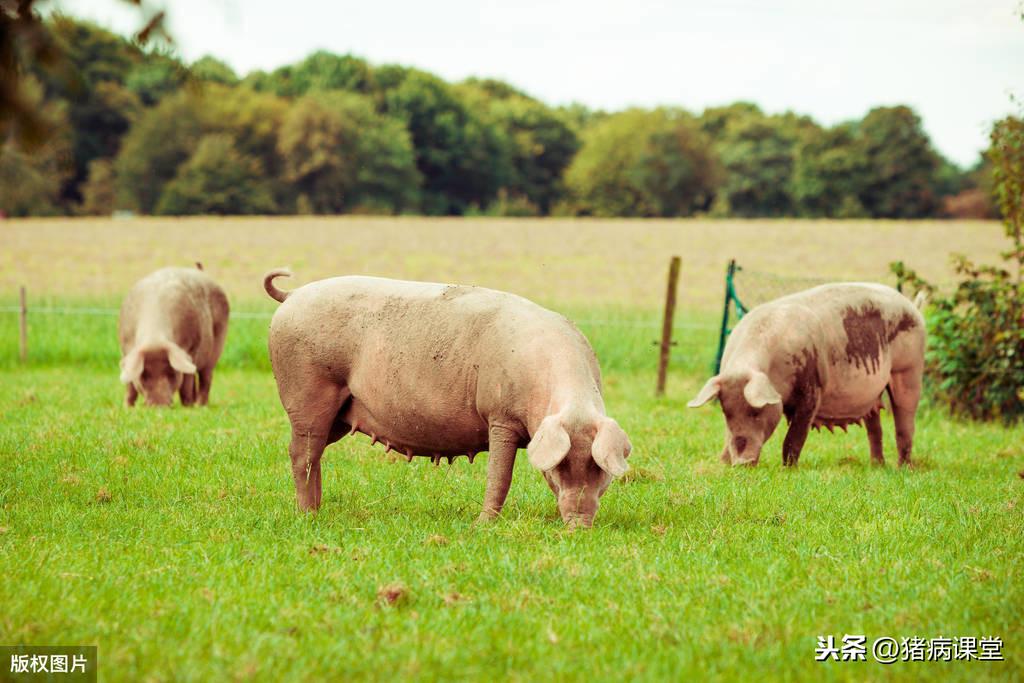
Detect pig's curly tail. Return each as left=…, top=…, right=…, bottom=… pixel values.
left=263, top=268, right=293, bottom=303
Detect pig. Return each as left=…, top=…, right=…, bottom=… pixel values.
left=689, top=283, right=926, bottom=467
left=118, top=266, right=230, bottom=407
left=263, top=269, right=632, bottom=527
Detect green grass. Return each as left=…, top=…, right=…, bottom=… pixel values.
left=1, top=305, right=1022, bottom=681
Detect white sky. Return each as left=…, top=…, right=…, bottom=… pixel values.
left=52, top=0, right=1024, bottom=166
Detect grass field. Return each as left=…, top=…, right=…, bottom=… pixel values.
left=1, top=217, right=1022, bottom=681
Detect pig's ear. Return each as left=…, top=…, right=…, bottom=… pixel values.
left=119, top=349, right=144, bottom=384
left=166, top=343, right=197, bottom=375
left=592, top=418, right=631, bottom=477
left=527, top=415, right=570, bottom=472
left=687, top=376, right=720, bottom=407
left=744, top=371, right=781, bottom=408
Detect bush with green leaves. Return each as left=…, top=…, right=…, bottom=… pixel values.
left=891, top=115, right=1024, bottom=422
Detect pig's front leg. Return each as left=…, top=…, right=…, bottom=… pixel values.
left=197, top=367, right=214, bottom=406
left=179, top=373, right=197, bottom=406
left=782, top=391, right=819, bottom=466
left=125, top=383, right=138, bottom=407
left=478, top=424, right=520, bottom=522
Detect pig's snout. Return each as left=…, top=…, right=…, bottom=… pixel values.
left=558, top=490, right=598, bottom=528
left=144, top=393, right=174, bottom=407
left=729, top=435, right=762, bottom=466
left=729, top=440, right=761, bottom=466
left=563, top=513, right=594, bottom=530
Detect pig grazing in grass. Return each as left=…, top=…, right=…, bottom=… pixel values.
left=119, top=266, right=229, bottom=407
left=689, top=283, right=926, bottom=467
left=263, top=269, right=632, bottom=527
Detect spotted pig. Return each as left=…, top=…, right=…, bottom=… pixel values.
left=689, top=283, right=926, bottom=467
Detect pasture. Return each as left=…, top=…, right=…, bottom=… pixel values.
left=1, top=217, right=1022, bottom=681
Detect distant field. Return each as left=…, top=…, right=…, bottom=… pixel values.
left=0, top=217, right=1010, bottom=310
left=1, top=217, right=1021, bottom=681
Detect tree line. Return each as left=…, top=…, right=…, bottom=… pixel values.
left=0, top=15, right=998, bottom=219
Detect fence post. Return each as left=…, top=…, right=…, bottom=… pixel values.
left=713, top=260, right=737, bottom=374
left=656, top=256, right=681, bottom=396
left=19, top=286, right=27, bottom=362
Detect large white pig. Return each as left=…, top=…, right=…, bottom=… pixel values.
left=263, top=270, right=632, bottom=527
left=119, top=265, right=229, bottom=407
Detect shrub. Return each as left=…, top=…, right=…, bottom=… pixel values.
left=891, top=115, right=1024, bottom=422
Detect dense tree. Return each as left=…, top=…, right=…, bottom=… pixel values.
left=855, top=106, right=940, bottom=218
left=125, top=51, right=188, bottom=106
left=42, top=15, right=137, bottom=88
left=202, top=86, right=289, bottom=205
left=114, top=85, right=288, bottom=212
left=702, top=104, right=815, bottom=216
left=383, top=72, right=511, bottom=214
left=0, top=134, right=72, bottom=216
left=0, top=88, right=73, bottom=216
left=460, top=81, right=579, bottom=213
left=277, top=91, right=420, bottom=213
left=191, top=55, right=238, bottom=85
left=247, top=51, right=374, bottom=98
left=0, top=9, right=980, bottom=219
left=30, top=17, right=142, bottom=203
left=114, top=91, right=204, bottom=213
left=700, top=102, right=763, bottom=139
left=791, top=124, right=869, bottom=218
left=565, top=108, right=720, bottom=217
left=557, top=102, right=608, bottom=134
left=80, top=158, right=117, bottom=215
left=155, top=133, right=276, bottom=215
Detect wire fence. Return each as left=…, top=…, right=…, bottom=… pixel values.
left=0, top=305, right=720, bottom=329
left=731, top=268, right=838, bottom=309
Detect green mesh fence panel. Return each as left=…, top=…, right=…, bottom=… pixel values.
left=713, top=261, right=835, bottom=373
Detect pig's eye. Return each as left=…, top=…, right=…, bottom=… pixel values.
left=748, top=408, right=760, bottom=418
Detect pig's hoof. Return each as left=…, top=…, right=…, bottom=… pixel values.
left=475, top=510, right=500, bottom=524
left=564, top=516, right=593, bottom=531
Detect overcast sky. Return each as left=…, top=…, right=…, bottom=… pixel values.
left=53, top=0, right=1024, bottom=166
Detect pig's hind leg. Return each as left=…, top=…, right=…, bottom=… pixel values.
left=283, top=381, right=349, bottom=512
left=888, top=370, right=921, bottom=467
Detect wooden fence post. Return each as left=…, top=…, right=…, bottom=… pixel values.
left=19, top=286, right=27, bottom=362
left=656, top=256, right=681, bottom=396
